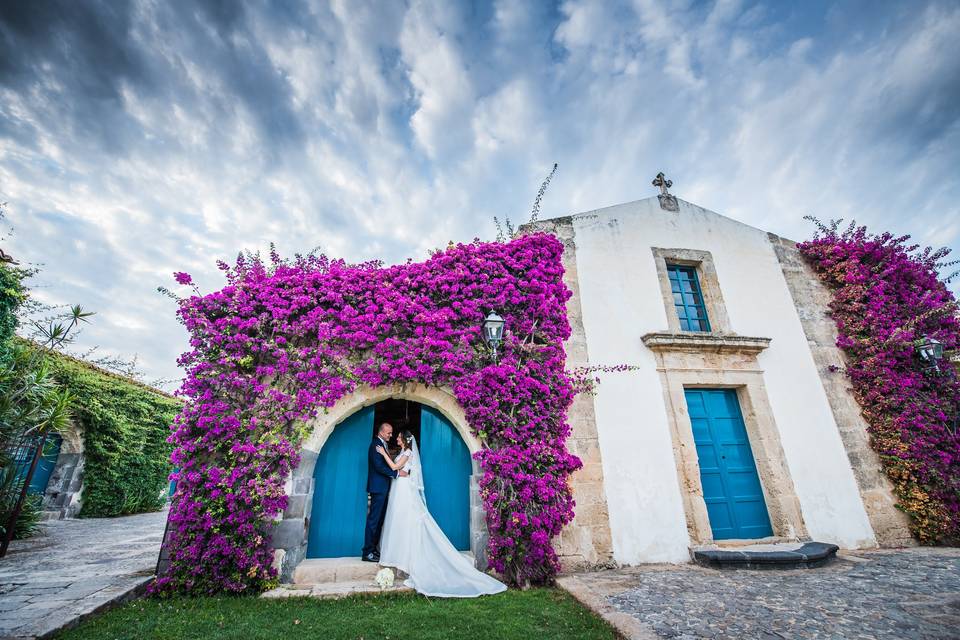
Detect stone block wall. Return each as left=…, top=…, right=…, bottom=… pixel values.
left=41, top=425, right=85, bottom=520
left=523, top=217, right=616, bottom=570
left=770, top=234, right=914, bottom=547
left=273, top=449, right=316, bottom=581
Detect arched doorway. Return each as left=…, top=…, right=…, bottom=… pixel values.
left=306, top=398, right=472, bottom=558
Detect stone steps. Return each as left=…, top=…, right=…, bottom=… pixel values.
left=262, top=580, right=413, bottom=600
left=292, top=553, right=472, bottom=585
left=264, top=558, right=412, bottom=600
left=691, top=541, right=840, bottom=569
left=292, top=557, right=406, bottom=584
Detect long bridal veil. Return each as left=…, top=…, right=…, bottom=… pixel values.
left=408, top=436, right=426, bottom=504
left=379, top=435, right=506, bottom=598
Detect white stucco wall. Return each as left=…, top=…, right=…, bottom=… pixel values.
left=567, top=197, right=876, bottom=564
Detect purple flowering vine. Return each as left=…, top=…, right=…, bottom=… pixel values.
left=799, top=219, right=960, bottom=544
left=154, top=234, right=582, bottom=594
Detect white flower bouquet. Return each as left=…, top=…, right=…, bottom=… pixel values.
left=374, top=567, right=395, bottom=589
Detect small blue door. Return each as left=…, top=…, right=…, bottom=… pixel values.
left=420, top=406, right=471, bottom=550
left=168, top=467, right=179, bottom=497
left=307, top=406, right=374, bottom=558
left=685, top=389, right=773, bottom=540
left=14, top=433, right=62, bottom=495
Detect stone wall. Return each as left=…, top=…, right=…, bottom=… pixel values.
left=523, top=218, right=615, bottom=570
left=529, top=197, right=877, bottom=560
left=769, top=234, right=914, bottom=547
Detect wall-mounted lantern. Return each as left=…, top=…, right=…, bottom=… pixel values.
left=915, top=335, right=944, bottom=372
left=482, top=311, right=506, bottom=363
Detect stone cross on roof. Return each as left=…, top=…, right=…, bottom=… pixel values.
left=652, top=172, right=672, bottom=196
left=652, top=171, right=678, bottom=212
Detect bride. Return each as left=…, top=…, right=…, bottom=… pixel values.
left=375, top=430, right=506, bottom=598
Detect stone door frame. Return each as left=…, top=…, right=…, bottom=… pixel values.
left=643, top=333, right=810, bottom=546
left=271, top=383, right=488, bottom=581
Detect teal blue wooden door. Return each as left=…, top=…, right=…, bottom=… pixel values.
left=14, top=433, right=61, bottom=494
left=419, top=406, right=471, bottom=550
left=307, top=406, right=374, bottom=558
left=685, top=389, right=773, bottom=540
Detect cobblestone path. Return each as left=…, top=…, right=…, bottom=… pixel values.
left=0, top=509, right=167, bottom=639
left=562, top=548, right=960, bottom=640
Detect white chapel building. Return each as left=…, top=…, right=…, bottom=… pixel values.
left=526, top=180, right=914, bottom=568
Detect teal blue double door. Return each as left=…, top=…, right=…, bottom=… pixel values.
left=306, top=403, right=472, bottom=558
left=685, top=389, right=773, bottom=540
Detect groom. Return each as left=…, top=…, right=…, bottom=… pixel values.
left=362, top=421, right=409, bottom=563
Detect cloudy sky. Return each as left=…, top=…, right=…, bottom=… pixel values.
left=1, top=0, right=958, bottom=387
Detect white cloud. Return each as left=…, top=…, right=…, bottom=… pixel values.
left=1, top=0, right=957, bottom=387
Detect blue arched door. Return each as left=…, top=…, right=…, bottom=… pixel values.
left=305, top=402, right=472, bottom=557
left=307, top=406, right=374, bottom=558
left=420, top=406, right=472, bottom=550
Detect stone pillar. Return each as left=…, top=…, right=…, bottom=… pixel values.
left=522, top=217, right=616, bottom=570
left=41, top=425, right=85, bottom=520
left=272, top=450, right=316, bottom=582
left=469, top=468, right=489, bottom=570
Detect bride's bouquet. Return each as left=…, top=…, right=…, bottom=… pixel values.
left=374, top=567, right=395, bottom=589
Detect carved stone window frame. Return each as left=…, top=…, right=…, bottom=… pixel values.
left=652, top=248, right=732, bottom=335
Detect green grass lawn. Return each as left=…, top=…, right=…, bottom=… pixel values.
left=55, top=588, right=618, bottom=640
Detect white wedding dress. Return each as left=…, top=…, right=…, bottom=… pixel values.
left=379, top=438, right=506, bottom=598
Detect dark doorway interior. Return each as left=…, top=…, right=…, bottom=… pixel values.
left=372, top=398, right=421, bottom=453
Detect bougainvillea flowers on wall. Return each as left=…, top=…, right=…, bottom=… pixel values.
left=800, top=220, right=960, bottom=544
left=155, top=233, right=581, bottom=594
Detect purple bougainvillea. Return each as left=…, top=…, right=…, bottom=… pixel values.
left=799, top=220, right=960, bottom=544
left=154, top=234, right=582, bottom=595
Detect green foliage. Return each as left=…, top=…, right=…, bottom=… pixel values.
left=0, top=262, right=26, bottom=348
left=1, top=263, right=72, bottom=542
left=0, top=341, right=73, bottom=444
left=57, top=589, right=617, bottom=640
left=0, top=484, right=42, bottom=540
left=48, top=355, right=181, bottom=518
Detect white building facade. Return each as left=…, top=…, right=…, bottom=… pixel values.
left=527, top=193, right=914, bottom=568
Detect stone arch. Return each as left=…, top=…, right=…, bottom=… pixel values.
left=301, top=384, right=482, bottom=458
left=271, top=383, right=488, bottom=581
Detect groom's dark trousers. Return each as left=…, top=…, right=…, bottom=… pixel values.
left=362, top=437, right=397, bottom=558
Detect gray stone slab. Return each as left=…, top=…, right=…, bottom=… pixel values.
left=0, top=509, right=166, bottom=639
left=560, top=547, right=960, bottom=640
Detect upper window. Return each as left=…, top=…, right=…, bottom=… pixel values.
left=667, top=264, right=711, bottom=332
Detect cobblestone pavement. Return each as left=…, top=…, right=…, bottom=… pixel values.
left=560, top=548, right=960, bottom=640
left=0, top=509, right=167, bottom=639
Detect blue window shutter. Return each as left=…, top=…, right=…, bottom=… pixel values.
left=666, top=264, right=711, bottom=332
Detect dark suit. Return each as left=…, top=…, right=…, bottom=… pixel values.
left=362, top=436, right=397, bottom=558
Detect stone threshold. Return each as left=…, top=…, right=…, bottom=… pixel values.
left=691, top=541, right=840, bottom=570
left=290, top=553, right=472, bottom=585
left=262, top=580, right=413, bottom=600
left=696, top=535, right=803, bottom=549
left=291, top=557, right=406, bottom=584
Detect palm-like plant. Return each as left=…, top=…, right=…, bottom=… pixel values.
left=0, top=259, right=89, bottom=545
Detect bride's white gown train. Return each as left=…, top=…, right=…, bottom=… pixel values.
left=379, top=443, right=506, bottom=598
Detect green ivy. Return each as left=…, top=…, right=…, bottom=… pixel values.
left=0, top=263, right=26, bottom=349
left=48, top=354, right=181, bottom=517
